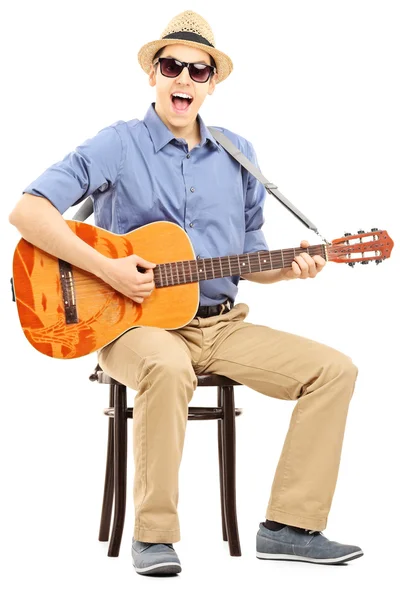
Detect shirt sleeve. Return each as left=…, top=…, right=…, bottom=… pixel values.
left=243, top=140, right=269, bottom=254
left=22, top=123, right=124, bottom=214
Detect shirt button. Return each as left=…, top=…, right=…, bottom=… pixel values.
left=190, top=187, right=195, bottom=193
left=186, top=153, right=190, bottom=159
left=189, top=222, right=194, bottom=227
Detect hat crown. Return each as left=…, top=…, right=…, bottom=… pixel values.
left=161, top=10, right=215, bottom=47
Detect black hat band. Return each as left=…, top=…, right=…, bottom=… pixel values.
left=162, top=31, right=215, bottom=48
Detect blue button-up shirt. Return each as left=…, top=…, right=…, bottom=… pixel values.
left=23, top=102, right=268, bottom=305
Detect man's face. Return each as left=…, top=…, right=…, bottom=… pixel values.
left=149, top=43, right=218, bottom=130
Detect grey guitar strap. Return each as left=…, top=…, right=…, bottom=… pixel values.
left=208, top=127, right=327, bottom=242
left=73, top=127, right=327, bottom=242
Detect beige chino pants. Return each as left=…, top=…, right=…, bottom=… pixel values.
left=98, top=302, right=358, bottom=543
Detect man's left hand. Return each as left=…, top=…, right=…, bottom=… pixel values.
left=281, top=240, right=326, bottom=280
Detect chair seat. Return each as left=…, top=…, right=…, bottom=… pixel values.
left=90, top=365, right=242, bottom=388
left=197, top=373, right=242, bottom=387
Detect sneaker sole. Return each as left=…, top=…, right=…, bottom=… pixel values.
left=133, top=560, right=182, bottom=575
left=256, top=550, right=364, bottom=564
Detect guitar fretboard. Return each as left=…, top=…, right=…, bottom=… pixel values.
left=154, top=244, right=326, bottom=288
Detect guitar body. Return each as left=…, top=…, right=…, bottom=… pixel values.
left=12, top=220, right=199, bottom=359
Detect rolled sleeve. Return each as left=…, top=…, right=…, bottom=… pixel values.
left=243, top=141, right=269, bottom=254
left=22, top=123, right=124, bottom=214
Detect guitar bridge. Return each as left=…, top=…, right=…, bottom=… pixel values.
left=59, top=259, right=78, bottom=324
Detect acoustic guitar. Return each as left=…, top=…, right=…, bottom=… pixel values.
left=12, top=221, right=393, bottom=359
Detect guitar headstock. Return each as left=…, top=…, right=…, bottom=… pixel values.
left=327, top=229, right=394, bottom=266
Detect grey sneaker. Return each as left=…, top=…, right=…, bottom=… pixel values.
left=256, top=522, right=364, bottom=565
left=131, top=538, right=182, bottom=575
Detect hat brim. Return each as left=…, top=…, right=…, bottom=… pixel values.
left=137, top=38, right=233, bottom=84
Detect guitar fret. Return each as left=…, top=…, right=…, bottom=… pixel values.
left=200, top=259, right=204, bottom=280
left=188, top=260, right=192, bottom=282
left=180, top=261, right=184, bottom=283
left=163, top=263, right=168, bottom=286
left=247, top=254, right=251, bottom=273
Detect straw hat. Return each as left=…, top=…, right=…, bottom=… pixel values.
left=137, top=10, right=233, bottom=84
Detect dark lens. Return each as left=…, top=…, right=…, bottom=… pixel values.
left=160, top=58, right=183, bottom=77
left=189, top=63, right=212, bottom=82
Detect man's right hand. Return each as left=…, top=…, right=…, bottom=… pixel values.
left=99, top=255, right=157, bottom=304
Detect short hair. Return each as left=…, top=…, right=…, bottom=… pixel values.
left=153, top=46, right=216, bottom=79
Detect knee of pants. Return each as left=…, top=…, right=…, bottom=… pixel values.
left=140, top=354, right=198, bottom=391
left=324, top=352, right=358, bottom=384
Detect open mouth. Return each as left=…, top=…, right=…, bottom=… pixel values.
left=170, top=94, right=193, bottom=113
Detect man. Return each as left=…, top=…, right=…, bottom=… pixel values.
left=9, top=10, right=363, bottom=576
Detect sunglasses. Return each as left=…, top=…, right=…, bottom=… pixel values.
left=153, top=57, right=216, bottom=83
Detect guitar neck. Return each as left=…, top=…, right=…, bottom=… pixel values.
left=154, top=244, right=327, bottom=287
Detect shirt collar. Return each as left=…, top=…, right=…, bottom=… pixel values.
left=143, top=102, right=222, bottom=153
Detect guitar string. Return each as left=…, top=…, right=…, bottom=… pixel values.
left=60, top=246, right=326, bottom=294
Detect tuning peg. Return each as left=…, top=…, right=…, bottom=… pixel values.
left=357, top=229, right=365, bottom=234
left=347, top=262, right=356, bottom=267
left=344, top=232, right=352, bottom=236
left=361, top=261, right=369, bottom=264
left=375, top=259, right=383, bottom=265
left=371, top=227, right=378, bottom=232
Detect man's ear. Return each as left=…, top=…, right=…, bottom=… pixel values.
left=208, top=72, right=218, bottom=95
left=149, top=65, right=156, bottom=88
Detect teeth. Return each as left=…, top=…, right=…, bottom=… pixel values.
left=172, top=93, right=192, bottom=100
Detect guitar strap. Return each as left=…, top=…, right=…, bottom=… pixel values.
left=72, top=127, right=327, bottom=242
left=208, top=127, right=325, bottom=239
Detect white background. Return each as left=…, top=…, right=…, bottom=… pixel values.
left=1, top=0, right=399, bottom=598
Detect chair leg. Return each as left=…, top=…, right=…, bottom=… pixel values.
left=98, top=385, right=115, bottom=542
left=107, top=384, right=128, bottom=557
left=217, top=388, right=228, bottom=542
left=221, top=385, right=241, bottom=556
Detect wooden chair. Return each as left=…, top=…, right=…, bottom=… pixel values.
left=89, top=364, right=244, bottom=558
